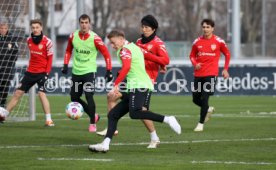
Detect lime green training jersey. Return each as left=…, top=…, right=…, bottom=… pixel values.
left=117, top=42, right=154, bottom=90
left=72, top=30, right=98, bottom=75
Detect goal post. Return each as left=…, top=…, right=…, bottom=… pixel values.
left=0, top=0, right=36, bottom=121
left=28, top=0, right=36, bottom=121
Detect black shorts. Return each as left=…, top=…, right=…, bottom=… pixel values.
left=70, top=72, right=95, bottom=96
left=193, top=76, right=217, bottom=95
left=143, top=90, right=152, bottom=110
left=18, top=72, right=48, bottom=93
left=123, top=88, right=152, bottom=110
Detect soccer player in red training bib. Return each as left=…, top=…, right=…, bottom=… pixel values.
left=88, top=30, right=181, bottom=153
left=189, top=19, right=230, bottom=132
left=0, top=19, right=54, bottom=126
left=61, top=14, right=113, bottom=133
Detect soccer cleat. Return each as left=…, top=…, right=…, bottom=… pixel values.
left=194, top=123, right=204, bottom=132
left=147, top=140, right=160, bottom=149
left=167, top=116, right=181, bottom=134
left=96, top=128, right=107, bottom=136
left=95, top=113, right=100, bottom=123
left=45, top=120, right=55, bottom=127
left=0, top=107, right=8, bottom=121
left=96, top=128, right=119, bottom=136
left=88, top=143, right=109, bottom=153
left=88, top=124, right=97, bottom=132
left=0, top=115, right=5, bottom=122
left=204, top=106, right=215, bottom=123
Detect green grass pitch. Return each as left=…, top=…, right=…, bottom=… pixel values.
left=0, top=95, right=276, bottom=170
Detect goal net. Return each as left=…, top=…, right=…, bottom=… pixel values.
left=0, top=0, right=34, bottom=121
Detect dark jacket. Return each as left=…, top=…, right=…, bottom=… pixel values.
left=0, top=32, right=18, bottom=72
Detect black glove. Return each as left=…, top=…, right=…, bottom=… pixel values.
left=61, top=64, right=68, bottom=74
left=105, top=70, right=113, bottom=82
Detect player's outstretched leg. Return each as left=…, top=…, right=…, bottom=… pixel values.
left=163, top=116, right=182, bottom=134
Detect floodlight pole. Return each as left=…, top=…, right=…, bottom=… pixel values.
left=262, top=0, right=266, bottom=57
left=231, top=0, right=241, bottom=59
left=49, top=0, right=57, bottom=62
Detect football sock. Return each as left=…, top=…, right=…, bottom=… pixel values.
left=45, top=113, right=52, bottom=121
left=103, top=137, right=111, bottom=147
left=150, top=131, right=159, bottom=141
left=163, top=116, right=170, bottom=124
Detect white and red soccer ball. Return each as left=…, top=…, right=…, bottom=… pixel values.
left=66, top=102, right=84, bottom=120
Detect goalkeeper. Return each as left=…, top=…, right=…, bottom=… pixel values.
left=0, top=22, right=18, bottom=108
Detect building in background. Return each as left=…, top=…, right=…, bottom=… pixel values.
left=4, top=0, right=276, bottom=65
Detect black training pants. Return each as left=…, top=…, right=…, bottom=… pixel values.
left=192, top=76, right=216, bottom=124
left=106, top=89, right=164, bottom=139
left=70, top=72, right=96, bottom=124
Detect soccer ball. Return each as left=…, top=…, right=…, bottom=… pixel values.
left=0, top=107, right=8, bottom=121
left=66, top=102, right=84, bottom=120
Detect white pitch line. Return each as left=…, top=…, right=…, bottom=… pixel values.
left=37, top=157, right=113, bottom=162
left=191, top=160, right=275, bottom=165
left=36, top=112, right=276, bottom=117
left=1, top=138, right=275, bottom=149
left=33, top=113, right=276, bottom=122
left=111, top=137, right=276, bottom=146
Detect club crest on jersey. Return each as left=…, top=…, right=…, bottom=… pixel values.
left=147, top=44, right=153, bottom=51
left=38, top=44, right=43, bottom=49
left=8, top=43, right=12, bottom=49
left=211, top=44, right=216, bottom=51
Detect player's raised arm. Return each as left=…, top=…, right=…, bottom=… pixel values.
left=141, top=43, right=170, bottom=66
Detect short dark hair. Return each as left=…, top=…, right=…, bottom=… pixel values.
left=141, top=15, right=158, bottom=30
left=201, top=19, right=215, bottom=27
left=107, top=29, right=125, bottom=39
left=30, top=19, right=43, bottom=26
left=79, top=14, right=91, bottom=23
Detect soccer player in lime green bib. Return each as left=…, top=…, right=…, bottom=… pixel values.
left=62, top=14, right=113, bottom=132
left=88, top=30, right=181, bottom=153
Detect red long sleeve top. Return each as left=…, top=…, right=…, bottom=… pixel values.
left=189, top=35, right=230, bottom=77
left=136, top=36, right=170, bottom=82
left=27, top=35, right=53, bottom=74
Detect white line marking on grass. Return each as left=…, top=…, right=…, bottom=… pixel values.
left=38, top=112, right=276, bottom=116
left=1, top=138, right=275, bottom=149
left=191, top=160, right=275, bottom=165
left=46, top=113, right=276, bottom=122
left=112, top=137, right=276, bottom=146
left=37, top=158, right=113, bottom=161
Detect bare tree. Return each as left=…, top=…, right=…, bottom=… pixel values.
left=35, top=0, right=49, bottom=35
left=90, top=0, right=114, bottom=38
left=241, top=0, right=262, bottom=43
